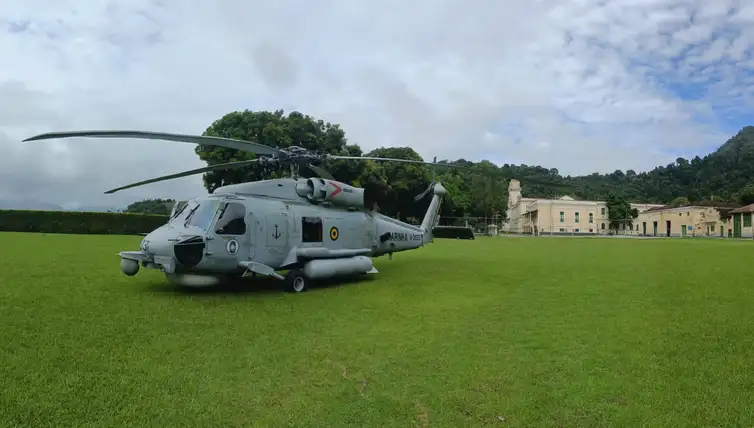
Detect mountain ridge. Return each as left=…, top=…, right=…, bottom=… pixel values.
left=495, top=126, right=754, bottom=205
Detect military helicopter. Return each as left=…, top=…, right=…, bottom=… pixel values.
left=24, top=130, right=472, bottom=292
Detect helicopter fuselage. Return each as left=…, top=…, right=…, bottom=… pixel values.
left=119, top=177, right=445, bottom=289
left=21, top=128, right=460, bottom=292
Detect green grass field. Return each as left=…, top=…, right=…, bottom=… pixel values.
left=2, top=232, right=754, bottom=427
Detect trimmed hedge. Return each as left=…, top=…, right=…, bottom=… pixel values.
left=0, top=209, right=170, bottom=235
left=432, top=226, right=475, bottom=240
left=0, top=209, right=480, bottom=238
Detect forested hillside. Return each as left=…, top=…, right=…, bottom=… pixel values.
left=189, top=110, right=752, bottom=221
left=491, top=126, right=754, bottom=205
left=123, top=198, right=175, bottom=215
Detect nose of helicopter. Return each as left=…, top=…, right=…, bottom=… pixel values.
left=140, top=225, right=207, bottom=269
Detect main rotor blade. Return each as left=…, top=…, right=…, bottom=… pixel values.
left=307, top=163, right=335, bottom=180
left=103, top=159, right=262, bottom=194
left=23, top=130, right=281, bottom=156
left=329, top=155, right=470, bottom=169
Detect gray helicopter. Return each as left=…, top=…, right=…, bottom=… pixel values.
left=24, top=130, right=468, bottom=292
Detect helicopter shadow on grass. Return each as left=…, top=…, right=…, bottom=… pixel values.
left=141, top=272, right=377, bottom=296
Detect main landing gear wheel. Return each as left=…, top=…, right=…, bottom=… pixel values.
left=285, top=269, right=309, bottom=293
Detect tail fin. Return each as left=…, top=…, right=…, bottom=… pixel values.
left=421, top=183, right=446, bottom=244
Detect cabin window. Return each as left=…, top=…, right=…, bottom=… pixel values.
left=302, top=216, right=323, bottom=242
left=215, top=202, right=246, bottom=235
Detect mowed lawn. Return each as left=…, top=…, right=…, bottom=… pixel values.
left=2, top=232, right=754, bottom=427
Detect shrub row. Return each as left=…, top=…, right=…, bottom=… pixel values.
left=0, top=210, right=170, bottom=235
left=0, top=209, right=482, bottom=238
left=432, top=226, right=475, bottom=240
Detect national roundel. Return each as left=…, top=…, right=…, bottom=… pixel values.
left=329, top=226, right=339, bottom=241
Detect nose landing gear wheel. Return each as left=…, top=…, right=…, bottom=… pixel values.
left=285, top=269, right=309, bottom=293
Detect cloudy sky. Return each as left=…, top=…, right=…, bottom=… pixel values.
left=1, top=0, right=752, bottom=209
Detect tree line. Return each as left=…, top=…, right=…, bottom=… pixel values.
left=124, top=110, right=754, bottom=223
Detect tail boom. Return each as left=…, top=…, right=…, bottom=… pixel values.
left=369, top=182, right=447, bottom=258
left=420, top=183, right=446, bottom=244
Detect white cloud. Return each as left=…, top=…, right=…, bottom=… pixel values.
left=0, top=0, right=752, bottom=207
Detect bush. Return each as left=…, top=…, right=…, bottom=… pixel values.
left=0, top=210, right=169, bottom=235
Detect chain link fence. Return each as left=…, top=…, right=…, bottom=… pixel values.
left=434, top=217, right=674, bottom=237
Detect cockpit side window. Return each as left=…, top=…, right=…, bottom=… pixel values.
left=215, top=202, right=246, bottom=235
left=301, top=216, right=323, bottom=242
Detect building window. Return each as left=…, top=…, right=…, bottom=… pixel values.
left=687, top=212, right=690, bottom=216
left=302, top=216, right=323, bottom=242
left=711, top=224, right=716, bottom=232
left=589, top=213, right=594, bottom=223
left=678, top=213, right=682, bottom=216
left=575, top=212, right=580, bottom=223
left=629, top=224, right=634, bottom=231
left=589, top=228, right=593, bottom=232
left=575, top=228, right=580, bottom=233
left=744, top=213, right=752, bottom=227
left=559, top=228, right=565, bottom=232
left=601, top=207, right=606, bottom=215
left=601, top=223, right=605, bottom=230
left=214, top=202, right=246, bottom=235
left=560, top=211, right=564, bottom=222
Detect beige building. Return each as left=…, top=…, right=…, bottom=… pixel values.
left=632, top=205, right=737, bottom=237
left=504, top=179, right=663, bottom=235
left=504, top=179, right=746, bottom=238
left=728, top=204, right=754, bottom=238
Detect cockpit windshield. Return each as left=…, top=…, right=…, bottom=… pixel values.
left=185, top=199, right=223, bottom=231
left=168, top=201, right=189, bottom=222
left=168, top=199, right=195, bottom=225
